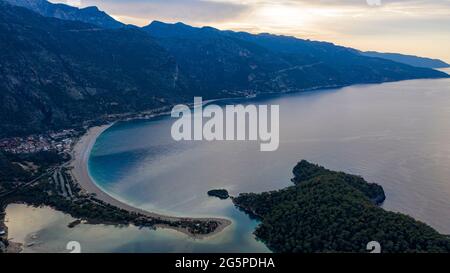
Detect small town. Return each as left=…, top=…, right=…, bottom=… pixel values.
left=0, top=129, right=78, bottom=154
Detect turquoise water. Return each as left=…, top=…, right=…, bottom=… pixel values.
left=5, top=204, right=267, bottom=253
left=87, top=78, right=450, bottom=252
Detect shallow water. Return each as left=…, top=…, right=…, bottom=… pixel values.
left=91, top=78, right=450, bottom=230
left=5, top=204, right=267, bottom=253
left=7, top=78, right=450, bottom=252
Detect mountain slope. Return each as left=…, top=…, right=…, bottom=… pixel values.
left=361, top=51, right=450, bottom=69
left=144, top=21, right=448, bottom=96
left=4, top=0, right=124, bottom=28
left=0, top=3, right=448, bottom=137
left=0, top=3, right=187, bottom=137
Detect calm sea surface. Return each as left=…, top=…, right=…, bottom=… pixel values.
left=7, top=76, right=450, bottom=252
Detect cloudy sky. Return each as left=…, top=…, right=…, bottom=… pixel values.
left=51, top=0, right=450, bottom=62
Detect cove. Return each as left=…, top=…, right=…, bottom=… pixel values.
left=86, top=77, right=450, bottom=252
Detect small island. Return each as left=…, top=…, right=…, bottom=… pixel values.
left=207, top=189, right=229, bottom=200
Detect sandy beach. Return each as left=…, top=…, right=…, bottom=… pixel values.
left=69, top=124, right=231, bottom=238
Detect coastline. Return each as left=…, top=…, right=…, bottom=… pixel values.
left=69, top=124, right=231, bottom=239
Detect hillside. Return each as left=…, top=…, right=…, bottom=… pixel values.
left=145, top=21, right=448, bottom=96
left=0, top=3, right=190, bottom=137
left=0, top=2, right=448, bottom=137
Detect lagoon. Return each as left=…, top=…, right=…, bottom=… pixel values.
left=8, top=77, right=450, bottom=252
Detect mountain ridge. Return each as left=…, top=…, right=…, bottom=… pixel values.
left=3, top=0, right=124, bottom=28
left=4, top=0, right=449, bottom=69
left=145, top=20, right=450, bottom=70
left=144, top=20, right=448, bottom=97
left=0, top=2, right=189, bottom=137
left=5, top=0, right=449, bottom=68
left=361, top=51, right=450, bottom=69
left=0, top=2, right=448, bottom=138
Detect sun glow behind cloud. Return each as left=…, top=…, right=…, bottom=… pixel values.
left=49, top=0, right=450, bottom=62
left=257, top=5, right=307, bottom=26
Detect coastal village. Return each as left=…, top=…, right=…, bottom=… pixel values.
left=0, top=127, right=86, bottom=252
left=0, top=103, right=183, bottom=156
left=0, top=129, right=78, bottom=155
left=0, top=118, right=226, bottom=253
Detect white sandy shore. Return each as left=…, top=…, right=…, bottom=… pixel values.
left=69, top=124, right=231, bottom=238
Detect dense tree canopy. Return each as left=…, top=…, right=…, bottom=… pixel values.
left=233, top=160, right=450, bottom=253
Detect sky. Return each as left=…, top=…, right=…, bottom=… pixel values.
left=50, top=0, right=450, bottom=63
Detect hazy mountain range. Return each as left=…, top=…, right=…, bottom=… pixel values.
left=6, top=0, right=449, bottom=69
left=361, top=51, right=450, bottom=69
left=0, top=0, right=448, bottom=137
